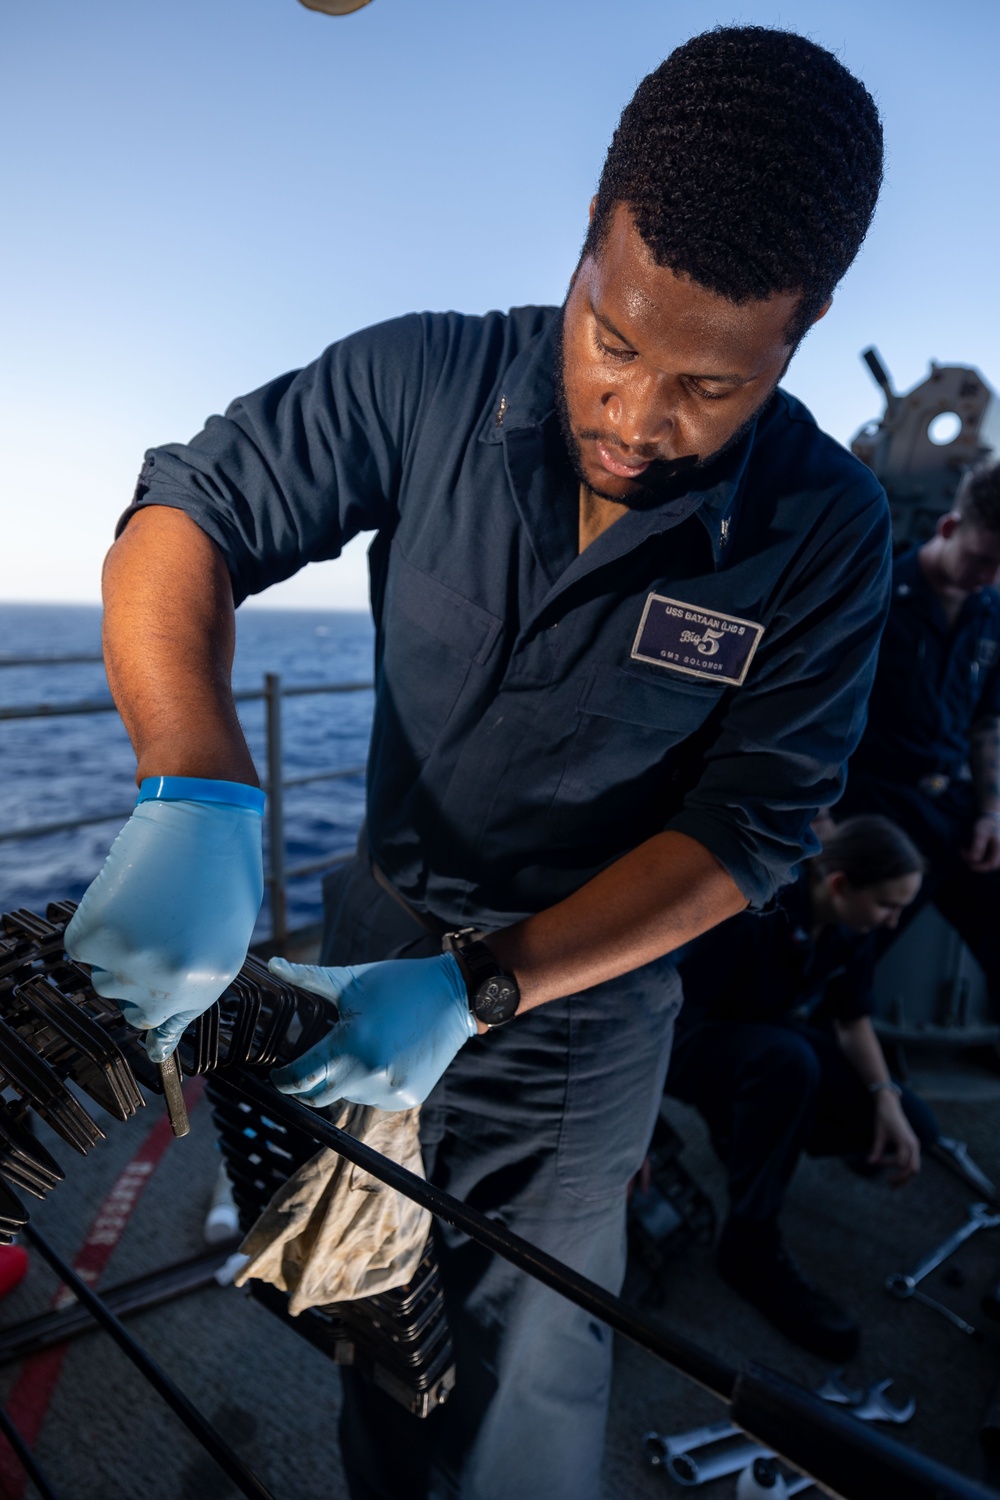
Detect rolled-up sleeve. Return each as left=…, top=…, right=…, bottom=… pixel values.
left=669, top=486, right=891, bottom=908
left=116, top=314, right=429, bottom=605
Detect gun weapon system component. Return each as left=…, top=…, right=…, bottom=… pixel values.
left=0, top=902, right=455, bottom=1416
left=206, top=1082, right=456, bottom=1417
left=852, top=348, right=1000, bottom=546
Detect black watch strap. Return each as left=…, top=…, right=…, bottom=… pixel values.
left=445, top=929, right=520, bottom=1029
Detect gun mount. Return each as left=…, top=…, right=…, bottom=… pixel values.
left=851, top=348, right=1000, bottom=546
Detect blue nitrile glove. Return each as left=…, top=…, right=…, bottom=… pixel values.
left=268, top=954, right=477, bottom=1111
left=65, top=777, right=265, bottom=1063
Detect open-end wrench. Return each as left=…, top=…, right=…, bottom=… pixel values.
left=850, top=1379, right=916, bottom=1422
left=813, top=1370, right=864, bottom=1406
left=905, top=1287, right=978, bottom=1336
left=814, top=1372, right=916, bottom=1421
left=886, top=1202, right=1000, bottom=1300
left=931, top=1138, right=1000, bottom=1204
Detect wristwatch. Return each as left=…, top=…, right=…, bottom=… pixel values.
left=445, top=929, right=521, bottom=1029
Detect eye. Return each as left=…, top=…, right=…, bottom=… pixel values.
left=683, top=377, right=729, bottom=402
left=594, top=329, right=637, bottom=363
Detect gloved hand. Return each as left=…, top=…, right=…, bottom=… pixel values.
left=268, top=954, right=476, bottom=1111
left=65, top=776, right=264, bottom=1062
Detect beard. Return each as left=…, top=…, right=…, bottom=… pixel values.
left=552, top=311, right=772, bottom=511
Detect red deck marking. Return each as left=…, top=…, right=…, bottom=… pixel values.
left=0, top=1076, right=206, bottom=1498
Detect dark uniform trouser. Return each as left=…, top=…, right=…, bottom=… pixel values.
left=667, top=1015, right=940, bottom=1226
left=837, top=773, right=1000, bottom=1007
left=319, top=856, right=682, bottom=1500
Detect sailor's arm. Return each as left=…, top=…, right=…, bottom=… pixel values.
left=102, top=506, right=258, bottom=787
left=270, top=834, right=747, bottom=1108
left=65, top=506, right=266, bottom=1062
left=833, top=1015, right=920, bottom=1184
left=965, top=714, right=1000, bottom=871
left=69, top=317, right=429, bottom=1061
left=486, top=831, right=745, bottom=1012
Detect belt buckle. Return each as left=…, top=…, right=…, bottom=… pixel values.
left=917, top=772, right=950, bottom=797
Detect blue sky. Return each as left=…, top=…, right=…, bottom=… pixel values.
left=2, top=0, right=999, bottom=610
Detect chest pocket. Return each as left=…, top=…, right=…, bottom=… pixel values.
left=380, top=541, right=503, bottom=759
left=549, top=663, right=728, bottom=844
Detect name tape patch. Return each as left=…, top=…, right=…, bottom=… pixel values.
left=631, top=593, right=764, bottom=686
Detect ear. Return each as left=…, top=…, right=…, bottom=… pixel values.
left=826, top=870, right=849, bottom=899
left=938, top=512, right=961, bottom=539
left=589, top=196, right=597, bottom=224
left=811, top=301, right=832, bottom=325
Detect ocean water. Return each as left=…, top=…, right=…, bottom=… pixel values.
left=0, top=603, right=374, bottom=937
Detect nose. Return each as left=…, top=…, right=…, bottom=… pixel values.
left=602, top=373, right=675, bottom=452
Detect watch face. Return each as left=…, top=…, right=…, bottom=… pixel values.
left=474, top=975, right=520, bottom=1027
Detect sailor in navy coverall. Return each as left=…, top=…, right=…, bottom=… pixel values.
left=67, top=31, right=888, bottom=1500
left=668, top=817, right=938, bottom=1360
left=839, top=460, right=1000, bottom=1007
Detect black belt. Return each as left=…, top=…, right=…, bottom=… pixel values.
left=370, top=857, right=448, bottom=939
left=357, top=825, right=460, bottom=945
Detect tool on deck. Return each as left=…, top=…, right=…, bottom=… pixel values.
left=931, top=1138, right=1000, bottom=1205
left=736, top=1456, right=815, bottom=1496
left=812, top=1371, right=916, bottom=1424
left=885, top=1201, right=1000, bottom=1335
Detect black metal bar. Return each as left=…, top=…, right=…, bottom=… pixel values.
left=0, top=655, right=104, bottom=668
left=0, top=1398, right=62, bottom=1500
left=268, top=851, right=353, bottom=884
left=0, top=772, right=365, bottom=847
left=731, top=1362, right=998, bottom=1500
left=277, top=682, right=372, bottom=698
left=0, top=679, right=372, bottom=723
left=0, top=698, right=119, bottom=722
left=227, top=1070, right=736, bottom=1401
left=861, top=346, right=896, bottom=401
left=268, top=764, right=366, bottom=791
left=0, top=1246, right=239, bottom=1367
left=22, top=1225, right=276, bottom=1500
left=0, top=810, right=135, bottom=844
left=228, top=1072, right=991, bottom=1500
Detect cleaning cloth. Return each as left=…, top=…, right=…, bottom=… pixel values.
left=234, top=1103, right=430, bottom=1313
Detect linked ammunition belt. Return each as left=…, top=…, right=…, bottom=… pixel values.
left=0, top=903, right=455, bottom=1418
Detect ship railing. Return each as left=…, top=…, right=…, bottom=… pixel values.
left=0, top=657, right=371, bottom=945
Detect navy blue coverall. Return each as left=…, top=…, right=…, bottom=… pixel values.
left=123, top=307, right=891, bottom=1500
left=668, top=873, right=938, bottom=1230
left=839, top=547, right=1000, bottom=1005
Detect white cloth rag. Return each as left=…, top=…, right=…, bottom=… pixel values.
left=234, top=1103, right=431, bottom=1314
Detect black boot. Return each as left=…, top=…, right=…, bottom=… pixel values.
left=717, top=1218, right=859, bottom=1361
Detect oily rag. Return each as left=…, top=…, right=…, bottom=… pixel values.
left=234, top=1103, right=431, bottom=1314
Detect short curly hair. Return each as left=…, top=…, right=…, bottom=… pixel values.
left=957, top=459, right=1000, bottom=534
left=586, top=27, right=883, bottom=342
